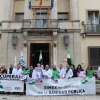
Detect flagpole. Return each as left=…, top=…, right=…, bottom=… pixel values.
left=40, top=8, right=41, bottom=28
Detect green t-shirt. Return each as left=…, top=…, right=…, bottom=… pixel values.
left=87, top=69, right=94, bottom=78
left=23, top=69, right=30, bottom=75
left=51, top=69, right=59, bottom=79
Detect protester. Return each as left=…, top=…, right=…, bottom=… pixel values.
left=29, top=66, right=33, bottom=78
left=23, top=65, right=30, bottom=75
left=63, top=65, right=73, bottom=79
left=86, top=65, right=95, bottom=78
left=0, top=64, right=5, bottom=74
left=71, top=64, right=77, bottom=77
left=51, top=65, right=59, bottom=79
left=76, top=64, right=84, bottom=77
left=42, top=65, right=52, bottom=79
left=12, top=64, right=23, bottom=75
left=7, top=64, right=14, bottom=74
left=32, top=63, right=43, bottom=79
left=22, top=66, right=25, bottom=71
left=97, top=66, right=100, bottom=80
left=2, top=65, right=7, bottom=74
left=58, top=64, right=65, bottom=78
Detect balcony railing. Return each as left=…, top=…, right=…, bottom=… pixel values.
left=22, top=19, right=58, bottom=29
left=84, top=24, right=100, bottom=34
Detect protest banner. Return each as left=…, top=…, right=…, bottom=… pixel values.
left=26, top=77, right=96, bottom=95
left=0, top=74, right=24, bottom=92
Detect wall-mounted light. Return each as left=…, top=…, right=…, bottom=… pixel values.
left=12, top=34, right=17, bottom=49
left=0, top=22, right=2, bottom=26
left=64, top=35, right=69, bottom=49
left=82, top=21, right=85, bottom=25
left=83, top=33, right=86, bottom=38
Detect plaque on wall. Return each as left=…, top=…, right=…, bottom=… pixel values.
left=61, top=57, right=67, bottom=62
left=30, top=34, right=51, bottom=39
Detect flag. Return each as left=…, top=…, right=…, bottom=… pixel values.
left=19, top=51, right=25, bottom=67
left=51, top=0, right=54, bottom=9
left=39, top=50, right=42, bottom=62
left=67, top=50, right=76, bottom=68
left=28, top=0, right=31, bottom=9
left=39, top=0, right=42, bottom=8
left=14, top=56, right=16, bottom=68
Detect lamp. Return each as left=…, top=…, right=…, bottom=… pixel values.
left=83, top=33, right=86, bottom=38
left=12, top=34, right=17, bottom=49
left=64, top=35, right=69, bottom=49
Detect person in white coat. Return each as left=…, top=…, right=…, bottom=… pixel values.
left=32, top=63, right=43, bottom=79
left=7, top=64, right=14, bottom=74
left=58, top=64, right=65, bottom=79
left=42, top=65, right=52, bottom=79
left=12, top=64, right=23, bottom=75
left=97, top=66, right=100, bottom=80
left=63, top=65, right=73, bottom=79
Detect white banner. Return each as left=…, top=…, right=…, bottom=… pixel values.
left=0, top=74, right=24, bottom=92
left=26, top=77, right=96, bottom=95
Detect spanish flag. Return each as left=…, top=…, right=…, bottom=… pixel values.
left=39, top=0, right=42, bottom=8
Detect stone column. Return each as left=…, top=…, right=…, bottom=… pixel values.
left=73, top=33, right=81, bottom=66
left=4, top=0, right=14, bottom=21
left=53, top=32, right=58, bottom=67
left=24, top=0, right=30, bottom=19
left=70, top=0, right=79, bottom=20
left=0, top=33, right=8, bottom=68
left=23, top=0, right=31, bottom=65
left=51, top=0, right=57, bottom=19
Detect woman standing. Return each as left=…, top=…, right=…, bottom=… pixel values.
left=76, top=64, right=84, bottom=77
left=86, top=65, right=95, bottom=78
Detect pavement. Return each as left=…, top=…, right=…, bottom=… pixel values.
left=0, top=94, right=100, bottom=100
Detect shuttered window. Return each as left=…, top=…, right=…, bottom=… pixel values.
left=88, top=47, right=100, bottom=67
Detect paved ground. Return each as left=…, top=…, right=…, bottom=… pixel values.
left=0, top=95, right=100, bottom=100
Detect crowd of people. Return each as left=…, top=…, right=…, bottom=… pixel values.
left=0, top=63, right=96, bottom=79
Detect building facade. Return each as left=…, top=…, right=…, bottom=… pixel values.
left=0, top=0, right=99, bottom=70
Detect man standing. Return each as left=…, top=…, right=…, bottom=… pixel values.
left=7, top=64, right=14, bottom=74
left=23, top=65, right=30, bottom=75
left=58, top=64, right=65, bottom=78
left=43, top=65, right=52, bottom=79
left=32, top=63, right=43, bottom=79
left=51, top=65, right=59, bottom=79
left=29, top=66, right=33, bottom=78
left=12, top=64, right=23, bottom=75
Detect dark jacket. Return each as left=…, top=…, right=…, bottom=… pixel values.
left=2, top=69, right=7, bottom=74
left=72, top=68, right=77, bottom=77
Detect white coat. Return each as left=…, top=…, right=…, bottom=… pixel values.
left=43, top=69, right=52, bottom=79
left=12, top=68, right=23, bottom=75
left=64, top=69, right=73, bottom=79
left=97, top=67, right=100, bottom=79
left=58, top=68, right=66, bottom=78
left=32, top=69, right=43, bottom=79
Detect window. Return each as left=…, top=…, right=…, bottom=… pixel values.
left=15, top=13, right=24, bottom=21
left=88, top=47, right=100, bottom=67
left=36, top=13, right=47, bottom=28
left=58, top=13, right=68, bottom=20
left=88, top=11, right=99, bottom=33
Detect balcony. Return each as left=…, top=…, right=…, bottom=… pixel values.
left=22, top=19, right=59, bottom=32
left=84, top=24, right=100, bottom=34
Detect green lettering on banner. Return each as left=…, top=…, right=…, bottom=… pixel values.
left=82, top=80, right=88, bottom=84
left=0, top=85, right=3, bottom=89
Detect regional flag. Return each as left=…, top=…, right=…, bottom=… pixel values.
left=67, top=50, right=76, bottom=68
left=39, top=50, right=42, bottom=62
left=39, top=0, right=42, bottom=8
left=51, top=0, right=54, bottom=9
left=28, top=0, right=31, bottom=9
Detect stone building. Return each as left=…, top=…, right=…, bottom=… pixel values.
left=0, top=0, right=100, bottom=70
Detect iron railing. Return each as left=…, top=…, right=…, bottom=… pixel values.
left=84, top=24, right=100, bottom=34
left=22, top=19, right=58, bottom=28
